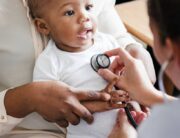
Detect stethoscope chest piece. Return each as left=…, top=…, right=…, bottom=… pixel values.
left=91, top=54, right=110, bottom=72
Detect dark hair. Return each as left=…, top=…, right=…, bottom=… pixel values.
left=27, top=0, right=48, bottom=19
left=148, top=0, right=180, bottom=44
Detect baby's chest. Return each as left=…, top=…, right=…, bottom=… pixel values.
left=59, top=56, right=108, bottom=91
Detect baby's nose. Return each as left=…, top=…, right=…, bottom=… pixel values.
left=79, top=12, right=90, bottom=24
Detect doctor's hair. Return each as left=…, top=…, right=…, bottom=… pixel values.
left=148, top=0, right=180, bottom=44
left=27, top=0, right=49, bottom=19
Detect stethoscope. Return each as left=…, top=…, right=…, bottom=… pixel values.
left=91, top=54, right=138, bottom=129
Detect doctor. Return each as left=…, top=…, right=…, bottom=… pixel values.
left=98, top=0, right=180, bottom=137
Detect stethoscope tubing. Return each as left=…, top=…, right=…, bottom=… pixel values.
left=124, top=106, right=138, bottom=129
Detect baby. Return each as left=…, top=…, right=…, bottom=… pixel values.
left=28, top=0, right=136, bottom=137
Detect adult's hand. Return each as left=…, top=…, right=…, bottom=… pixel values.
left=98, top=48, right=162, bottom=106
left=4, top=81, right=111, bottom=127
left=57, top=90, right=128, bottom=127
left=108, top=109, right=147, bottom=138
left=108, top=109, right=138, bottom=138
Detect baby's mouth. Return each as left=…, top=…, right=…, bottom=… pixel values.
left=77, top=22, right=94, bottom=40
left=77, top=29, right=93, bottom=40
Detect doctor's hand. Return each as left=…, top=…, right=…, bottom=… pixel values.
left=108, top=109, right=147, bottom=138
left=108, top=109, right=137, bottom=138
left=98, top=48, right=158, bottom=106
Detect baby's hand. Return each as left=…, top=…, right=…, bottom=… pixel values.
left=102, top=77, right=118, bottom=93
left=101, top=78, right=130, bottom=106
left=109, top=90, right=130, bottom=104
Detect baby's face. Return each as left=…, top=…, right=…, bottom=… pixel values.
left=41, top=0, right=96, bottom=52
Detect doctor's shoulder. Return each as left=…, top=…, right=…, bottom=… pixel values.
left=138, top=99, right=180, bottom=138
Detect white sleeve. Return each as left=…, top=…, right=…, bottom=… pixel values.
left=97, top=0, right=142, bottom=48
left=33, top=49, right=59, bottom=82
left=0, top=90, right=23, bottom=136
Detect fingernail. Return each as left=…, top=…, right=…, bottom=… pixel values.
left=85, top=115, right=94, bottom=124
left=119, top=108, right=125, bottom=113
left=88, top=116, right=94, bottom=124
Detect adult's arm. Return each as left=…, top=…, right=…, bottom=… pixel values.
left=0, top=81, right=114, bottom=135
left=98, top=48, right=176, bottom=107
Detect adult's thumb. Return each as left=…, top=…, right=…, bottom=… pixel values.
left=117, top=109, right=128, bottom=123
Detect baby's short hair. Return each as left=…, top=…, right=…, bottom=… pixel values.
left=27, top=0, right=49, bottom=18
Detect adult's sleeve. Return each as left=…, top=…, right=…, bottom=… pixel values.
left=0, top=90, right=23, bottom=136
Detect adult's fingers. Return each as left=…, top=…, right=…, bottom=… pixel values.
left=140, top=105, right=151, bottom=116
left=56, top=120, right=69, bottom=128
left=104, top=48, right=134, bottom=65
left=83, top=101, right=126, bottom=113
left=75, top=91, right=111, bottom=102
left=110, top=90, right=127, bottom=96
left=116, top=109, right=128, bottom=124
left=66, top=113, right=80, bottom=125
left=136, top=113, right=147, bottom=124
left=108, top=109, right=130, bottom=138
left=110, top=103, right=126, bottom=109
left=109, top=56, right=124, bottom=73
left=69, top=99, right=94, bottom=124
left=130, top=111, right=147, bottom=125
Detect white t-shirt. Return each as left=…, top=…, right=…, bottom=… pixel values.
left=138, top=99, right=180, bottom=138
left=33, top=32, right=120, bottom=138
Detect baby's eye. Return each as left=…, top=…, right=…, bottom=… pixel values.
left=86, top=4, right=93, bottom=11
left=64, top=10, right=75, bottom=16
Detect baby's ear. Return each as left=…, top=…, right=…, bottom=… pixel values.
left=34, top=18, right=50, bottom=35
